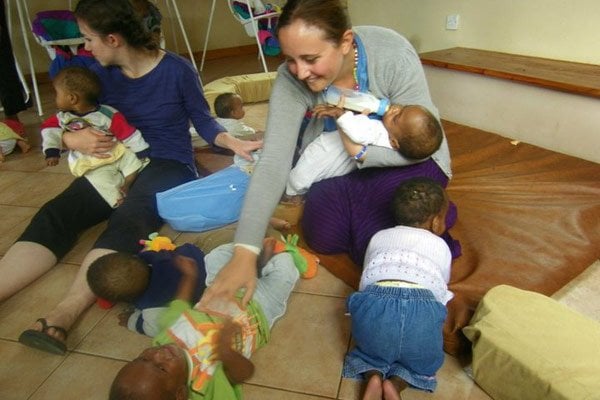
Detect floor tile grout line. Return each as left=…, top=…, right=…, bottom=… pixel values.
left=292, top=290, right=350, bottom=299
left=69, top=308, right=112, bottom=354
left=25, top=349, right=73, bottom=400
left=244, top=381, right=337, bottom=399
left=335, top=325, right=355, bottom=399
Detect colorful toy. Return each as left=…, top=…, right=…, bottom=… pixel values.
left=139, top=232, right=177, bottom=252
left=273, top=234, right=319, bottom=279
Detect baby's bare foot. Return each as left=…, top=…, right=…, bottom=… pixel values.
left=17, top=140, right=31, bottom=153
left=382, top=376, right=408, bottom=400
left=269, top=217, right=291, bottom=231
left=362, top=371, right=383, bottom=400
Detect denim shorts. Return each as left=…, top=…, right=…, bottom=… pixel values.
left=343, top=284, right=447, bottom=392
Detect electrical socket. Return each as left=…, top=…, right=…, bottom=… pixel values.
left=446, top=14, right=460, bottom=30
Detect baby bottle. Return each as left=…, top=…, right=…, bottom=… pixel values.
left=324, top=85, right=390, bottom=116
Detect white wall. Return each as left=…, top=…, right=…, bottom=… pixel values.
left=348, top=0, right=600, bottom=162
left=348, top=0, right=600, bottom=65
left=424, top=67, right=600, bottom=163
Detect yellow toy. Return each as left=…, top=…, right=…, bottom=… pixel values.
left=139, top=232, right=177, bottom=252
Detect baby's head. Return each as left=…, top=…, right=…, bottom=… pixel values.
left=109, top=343, right=189, bottom=400
left=214, top=92, right=245, bottom=120
left=87, top=252, right=150, bottom=303
left=52, top=66, right=101, bottom=112
left=382, top=104, right=443, bottom=160
left=391, top=177, right=448, bottom=235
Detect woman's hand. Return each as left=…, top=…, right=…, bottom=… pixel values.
left=214, top=131, right=263, bottom=161
left=62, top=127, right=116, bottom=158
left=199, top=246, right=258, bottom=308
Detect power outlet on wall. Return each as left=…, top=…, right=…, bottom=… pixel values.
left=446, top=14, right=460, bottom=30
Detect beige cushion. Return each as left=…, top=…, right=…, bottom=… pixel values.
left=463, top=284, right=600, bottom=400
left=203, top=72, right=277, bottom=114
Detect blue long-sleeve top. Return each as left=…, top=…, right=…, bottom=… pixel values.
left=90, top=52, right=225, bottom=169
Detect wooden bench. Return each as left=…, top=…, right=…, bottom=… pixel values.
left=420, top=47, right=600, bottom=99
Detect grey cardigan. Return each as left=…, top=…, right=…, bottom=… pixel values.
left=235, top=26, right=452, bottom=249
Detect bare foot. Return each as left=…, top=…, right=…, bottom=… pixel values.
left=17, top=139, right=31, bottom=153
left=30, top=317, right=68, bottom=343
left=361, top=371, right=383, bottom=400
left=382, top=376, right=408, bottom=400
left=269, top=217, right=291, bottom=231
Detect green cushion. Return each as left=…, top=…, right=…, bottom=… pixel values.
left=203, top=72, right=277, bottom=114
left=463, top=284, right=600, bottom=400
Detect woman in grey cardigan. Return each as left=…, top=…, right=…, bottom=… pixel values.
left=200, top=0, right=458, bottom=316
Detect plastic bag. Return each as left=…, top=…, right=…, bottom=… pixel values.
left=156, top=166, right=250, bottom=232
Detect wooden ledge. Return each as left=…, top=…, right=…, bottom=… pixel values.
left=420, top=47, right=600, bottom=99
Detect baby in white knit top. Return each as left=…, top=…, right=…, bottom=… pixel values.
left=343, top=177, right=453, bottom=400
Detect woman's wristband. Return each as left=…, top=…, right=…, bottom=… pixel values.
left=353, top=145, right=368, bottom=161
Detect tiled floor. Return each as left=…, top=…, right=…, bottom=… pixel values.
left=1, top=53, right=599, bottom=400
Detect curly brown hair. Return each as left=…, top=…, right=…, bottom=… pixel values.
left=87, top=252, right=150, bottom=302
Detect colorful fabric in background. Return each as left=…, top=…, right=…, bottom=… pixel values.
left=31, top=10, right=94, bottom=79
left=32, top=10, right=81, bottom=41
left=257, top=26, right=280, bottom=56
left=231, top=1, right=281, bottom=56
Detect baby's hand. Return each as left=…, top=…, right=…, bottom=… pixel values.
left=174, top=254, right=198, bottom=277
left=115, top=186, right=129, bottom=207
left=216, top=318, right=255, bottom=383
left=118, top=308, right=134, bottom=327
left=312, top=104, right=346, bottom=119
left=217, top=318, right=243, bottom=352
left=46, top=157, right=60, bottom=166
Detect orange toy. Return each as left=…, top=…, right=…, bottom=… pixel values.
left=273, top=234, right=319, bottom=279
left=139, top=232, right=177, bottom=252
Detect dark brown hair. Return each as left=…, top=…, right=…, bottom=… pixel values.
left=276, top=0, right=351, bottom=45
left=214, top=92, right=241, bottom=119
left=397, top=105, right=443, bottom=160
left=75, top=0, right=162, bottom=50
left=87, top=252, right=150, bottom=302
left=391, top=177, right=446, bottom=227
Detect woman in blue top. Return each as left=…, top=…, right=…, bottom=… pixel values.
left=0, top=0, right=261, bottom=355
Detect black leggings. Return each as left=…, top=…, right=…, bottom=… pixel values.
left=19, top=158, right=196, bottom=259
